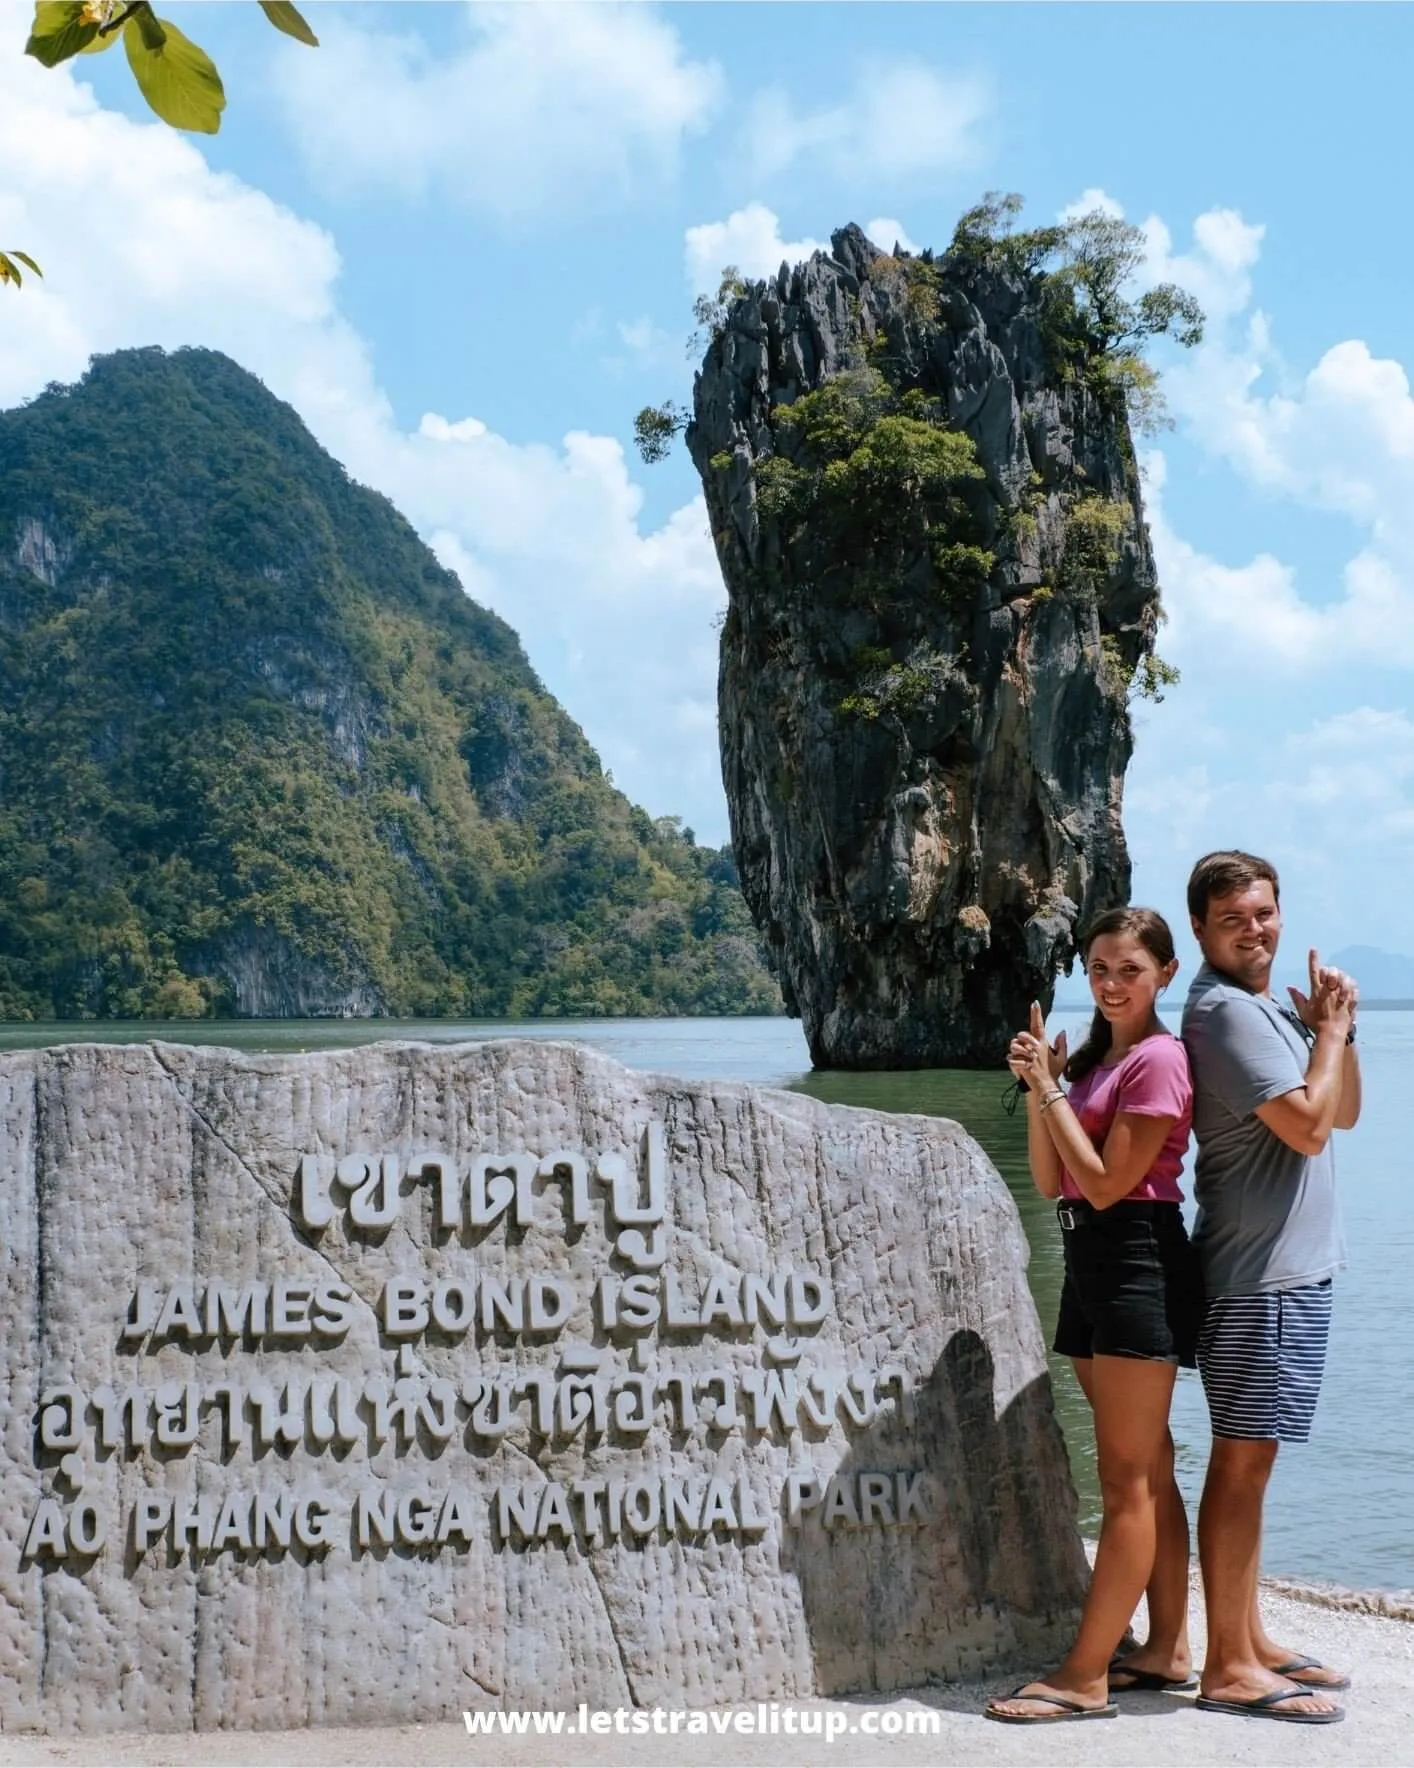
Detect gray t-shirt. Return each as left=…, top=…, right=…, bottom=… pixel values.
left=1181, top=964, right=1347, bottom=1296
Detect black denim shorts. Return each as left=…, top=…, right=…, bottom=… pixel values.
left=1053, top=1200, right=1204, bottom=1367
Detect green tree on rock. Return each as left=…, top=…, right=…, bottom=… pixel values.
left=950, top=192, right=1203, bottom=432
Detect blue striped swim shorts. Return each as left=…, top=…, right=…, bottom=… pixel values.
left=1196, top=1280, right=1333, bottom=1444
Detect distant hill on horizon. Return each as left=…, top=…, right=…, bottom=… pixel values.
left=1053, top=942, right=1414, bottom=1008
left=1327, top=946, right=1414, bottom=1000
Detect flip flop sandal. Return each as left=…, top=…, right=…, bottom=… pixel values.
left=1108, top=1665, right=1198, bottom=1693
left=984, top=1686, right=1119, bottom=1724
left=1195, top=1688, right=1344, bottom=1724
left=1273, top=1655, right=1352, bottom=1691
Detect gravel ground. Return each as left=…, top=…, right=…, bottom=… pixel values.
left=2, top=1575, right=1410, bottom=1768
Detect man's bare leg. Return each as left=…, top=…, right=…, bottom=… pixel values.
left=1249, top=1593, right=1350, bottom=1689
left=1197, top=1437, right=1338, bottom=1714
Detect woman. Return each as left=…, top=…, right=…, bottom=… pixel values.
left=985, top=906, right=1203, bottom=1724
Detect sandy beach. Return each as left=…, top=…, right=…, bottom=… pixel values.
left=2, top=1572, right=1410, bottom=1768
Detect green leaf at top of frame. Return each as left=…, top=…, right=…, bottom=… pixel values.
left=1, top=251, right=44, bottom=287
left=131, top=3, right=167, bottom=51
left=258, top=1, right=318, bottom=47
left=123, top=11, right=225, bottom=134
left=25, top=2, right=99, bottom=67
left=79, top=21, right=123, bottom=55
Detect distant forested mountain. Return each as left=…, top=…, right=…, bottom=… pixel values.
left=0, top=347, right=779, bottom=1019
left=1053, top=942, right=1414, bottom=1009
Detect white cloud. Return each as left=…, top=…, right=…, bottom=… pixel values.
left=611, top=316, right=681, bottom=371
left=1057, top=186, right=1265, bottom=322
left=684, top=203, right=824, bottom=294
left=1145, top=449, right=1414, bottom=675
left=745, top=59, right=988, bottom=186
left=1143, top=451, right=1332, bottom=668
left=1142, top=207, right=1266, bottom=326
left=1057, top=187, right=1125, bottom=223
left=419, top=414, right=488, bottom=443
left=1122, top=684, right=1414, bottom=958
left=424, top=529, right=501, bottom=609
left=1050, top=189, right=1414, bottom=946
left=1123, top=763, right=1214, bottom=858
left=1044, top=191, right=1414, bottom=679
left=1131, top=203, right=1414, bottom=593
left=863, top=217, right=919, bottom=255
left=0, top=44, right=370, bottom=417
left=1143, top=342, right=1414, bottom=674
left=0, top=49, right=732, bottom=842
left=1172, top=334, right=1414, bottom=524
left=1283, top=708, right=1414, bottom=820
left=271, top=2, right=722, bottom=220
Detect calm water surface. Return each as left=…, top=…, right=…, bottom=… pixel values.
left=2, top=1010, right=1407, bottom=1593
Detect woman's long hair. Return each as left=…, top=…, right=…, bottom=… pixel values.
left=1064, top=906, right=1176, bottom=1084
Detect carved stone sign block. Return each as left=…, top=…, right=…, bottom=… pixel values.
left=0, top=1040, right=1086, bottom=1732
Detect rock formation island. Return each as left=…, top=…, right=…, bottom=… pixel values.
left=687, top=206, right=1196, bottom=1066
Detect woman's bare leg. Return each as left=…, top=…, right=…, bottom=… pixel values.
left=987, top=1355, right=1177, bottom=1717
left=1113, top=1426, right=1192, bottom=1680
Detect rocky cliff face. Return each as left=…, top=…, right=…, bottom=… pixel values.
left=688, top=225, right=1162, bottom=1067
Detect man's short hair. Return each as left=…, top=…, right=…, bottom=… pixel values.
left=1187, top=850, right=1281, bottom=923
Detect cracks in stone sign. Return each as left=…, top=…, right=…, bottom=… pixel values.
left=742, top=1098, right=773, bottom=1209
left=145, top=1046, right=383, bottom=1329
left=809, top=1123, right=845, bottom=1299
left=189, top=1561, right=203, bottom=1728
left=585, top=1552, right=639, bottom=1707
left=31, top=1061, right=49, bottom=1705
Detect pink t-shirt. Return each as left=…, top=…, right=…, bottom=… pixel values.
left=1059, top=1032, right=1193, bottom=1203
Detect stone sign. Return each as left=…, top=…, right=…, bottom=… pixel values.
left=0, top=1039, right=1087, bottom=1733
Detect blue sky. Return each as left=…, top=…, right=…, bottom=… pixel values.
left=3, top=1, right=1412, bottom=992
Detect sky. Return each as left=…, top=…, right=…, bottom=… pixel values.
left=3, top=0, right=1413, bottom=993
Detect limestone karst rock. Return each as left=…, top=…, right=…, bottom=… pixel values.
left=688, top=224, right=1168, bottom=1067
left=0, top=1038, right=1086, bottom=1731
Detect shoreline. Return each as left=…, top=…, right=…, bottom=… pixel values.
left=1118, top=1548, right=1414, bottom=1623
left=1259, top=1573, right=1414, bottom=1622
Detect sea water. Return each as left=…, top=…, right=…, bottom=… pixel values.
left=2, top=1009, right=1407, bottom=1593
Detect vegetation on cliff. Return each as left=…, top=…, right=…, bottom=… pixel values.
left=0, top=347, right=780, bottom=1019
left=669, top=201, right=1203, bottom=1066
left=638, top=195, right=1194, bottom=723
left=946, top=193, right=1203, bottom=433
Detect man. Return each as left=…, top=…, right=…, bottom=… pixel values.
left=1182, top=850, right=1360, bottom=1724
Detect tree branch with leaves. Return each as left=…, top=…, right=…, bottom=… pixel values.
left=1, top=251, right=43, bottom=291
left=24, top=0, right=317, bottom=135
left=949, top=192, right=1204, bottom=433
left=6, top=2, right=318, bottom=298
